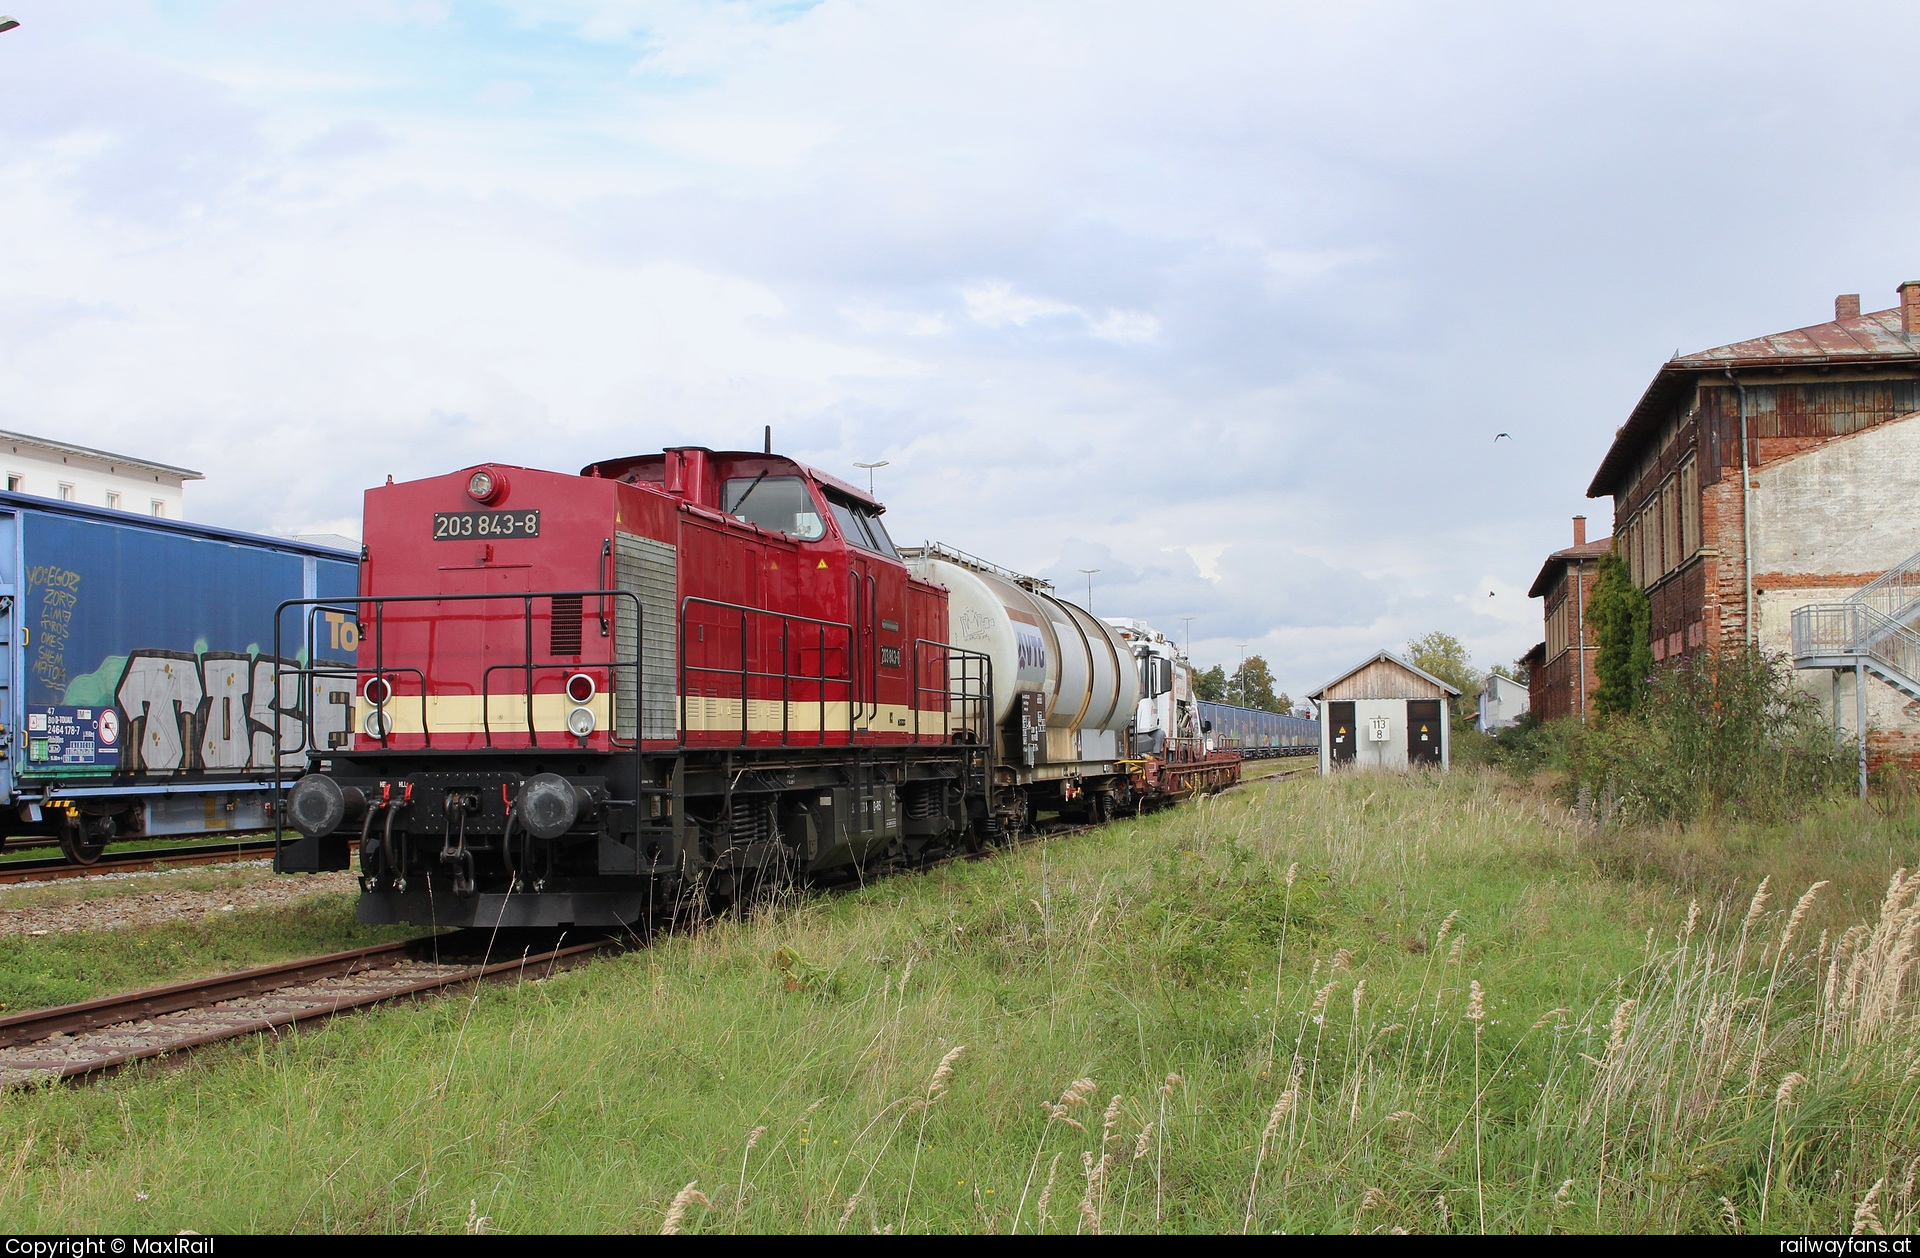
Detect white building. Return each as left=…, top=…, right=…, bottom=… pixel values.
left=1475, top=672, right=1530, bottom=732
left=1309, top=651, right=1459, bottom=774
left=0, top=430, right=202, bottom=519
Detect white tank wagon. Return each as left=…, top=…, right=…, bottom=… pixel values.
left=904, top=544, right=1138, bottom=779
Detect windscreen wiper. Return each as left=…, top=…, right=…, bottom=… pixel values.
left=729, top=470, right=770, bottom=517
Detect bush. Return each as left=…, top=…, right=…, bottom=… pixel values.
left=1587, top=552, right=1653, bottom=715
left=1481, top=710, right=1572, bottom=778
left=1562, top=647, right=1853, bottom=826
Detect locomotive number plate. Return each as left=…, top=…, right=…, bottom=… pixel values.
left=432, top=510, right=540, bottom=540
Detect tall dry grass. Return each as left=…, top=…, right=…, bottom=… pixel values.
left=6, top=769, right=1920, bottom=1233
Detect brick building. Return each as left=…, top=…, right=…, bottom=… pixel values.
left=1585, top=284, right=1920, bottom=764
left=1526, top=516, right=1609, bottom=722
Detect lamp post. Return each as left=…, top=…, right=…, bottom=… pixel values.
left=1236, top=643, right=1248, bottom=705
left=1078, top=568, right=1099, bottom=613
left=1179, top=617, right=1194, bottom=657
left=853, top=460, right=889, bottom=497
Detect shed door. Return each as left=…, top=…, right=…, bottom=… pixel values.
left=1327, top=700, right=1356, bottom=765
left=1407, top=699, right=1442, bottom=766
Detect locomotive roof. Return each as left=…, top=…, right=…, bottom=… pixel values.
left=580, top=447, right=886, bottom=512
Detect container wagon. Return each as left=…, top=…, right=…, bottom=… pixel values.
left=0, top=491, right=359, bottom=862
left=1196, top=698, right=1319, bottom=758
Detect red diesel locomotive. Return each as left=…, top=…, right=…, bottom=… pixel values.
left=275, top=444, right=1237, bottom=928
left=276, top=446, right=996, bottom=927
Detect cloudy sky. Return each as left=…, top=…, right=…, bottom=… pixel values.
left=3, top=2, right=1917, bottom=698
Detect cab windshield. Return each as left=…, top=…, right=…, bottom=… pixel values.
left=826, top=494, right=899, bottom=558
left=722, top=476, right=826, bottom=541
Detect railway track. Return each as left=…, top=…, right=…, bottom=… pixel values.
left=0, top=930, right=613, bottom=1086
left=0, top=838, right=327, bottom=886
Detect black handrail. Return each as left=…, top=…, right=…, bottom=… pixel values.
left=679, top=596, right=855, bottom=746
left=272, top=585, right=645, bottom=754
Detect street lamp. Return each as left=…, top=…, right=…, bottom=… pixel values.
left=0, top=17, right=19, bottom=32
left=1178, top=616, right=1194, bottom=657
left=1236, top=643, right=1248, bottom=704
left=852, top=460, right=889, bottom=497
left=1078, top=568, right=1099, bottom=613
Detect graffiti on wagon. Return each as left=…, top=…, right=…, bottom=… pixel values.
left=24, top=650, right=352, bottom=774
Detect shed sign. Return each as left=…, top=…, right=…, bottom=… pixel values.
left=1367, top=716, right=1391, bottom=742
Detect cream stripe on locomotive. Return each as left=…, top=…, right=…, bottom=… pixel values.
left=353, top=694, right=950, bottom=737
left=678, top=699, right=951, bottom=736
left=355, top=692, right=614, bottom=736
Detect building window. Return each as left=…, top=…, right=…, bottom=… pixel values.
left=57, top=483, right=75, bottom=501
left=1679, top=455, right=1700, bottom=558
left=4, top=474, right=19, bottom=492
left=150, top=500, right=166, bottom=518
left=106, top=491, right=121, bottom=510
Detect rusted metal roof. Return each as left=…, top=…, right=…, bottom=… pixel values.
left=1527, top=537, right=1612, bottom=599
left=1586, top=305, right=1920, bottom=498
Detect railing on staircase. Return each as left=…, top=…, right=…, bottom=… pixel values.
left=1851, top=549, right=1920, bottom=628
left=1791, top=601, right=1920, bottom=698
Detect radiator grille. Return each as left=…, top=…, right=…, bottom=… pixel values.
left=614, top=533, right=678, bottom=740
left=549, top=594, right=584, bottom=657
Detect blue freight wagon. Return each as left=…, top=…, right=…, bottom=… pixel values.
left=1196, top=699, right=1319, bottom=758
left=0, top=491, right=359, bottom=862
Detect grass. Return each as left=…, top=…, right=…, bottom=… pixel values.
left=0, top=889, right=417, bottom=1013
left=4, top=768, right=1920, bottom=1234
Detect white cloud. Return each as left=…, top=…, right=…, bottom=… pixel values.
left=6, top=0, right=1920, bottom=696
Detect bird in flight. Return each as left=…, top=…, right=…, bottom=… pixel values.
left=1493, top=433, right=1512, bottom=442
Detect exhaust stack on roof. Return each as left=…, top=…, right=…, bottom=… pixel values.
left=1836, top=293, right=1861, bottom=319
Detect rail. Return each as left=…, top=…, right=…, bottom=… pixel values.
left=677, top=597, right=857, bottom=747
left=1791, top=601, right=1920, bottom=689
left=910, top=638, right=993, bottom=745
left=901, top=541, right=1053, bottom=592
left=272, top=587, right=645, bottom=771
left=1852, top=549, right=1920, bottom=628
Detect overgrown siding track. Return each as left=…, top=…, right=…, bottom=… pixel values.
left=0, top=839, right=342, bottom=886
left=0, top=931, right=609, bottom=1086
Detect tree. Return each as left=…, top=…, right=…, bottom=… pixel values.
left=1501, top=655, right=1531, bottom=685
left=1404, top=631, right=1484, bottom=701
left=1586, top=551, right=1653, bottom=715
left=1229, top=655, right=1287, bottom=713
left=1193, top=665, right=1228, bottom=702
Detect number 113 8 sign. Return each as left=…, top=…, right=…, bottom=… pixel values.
left=1368, top=716, right=1391, bottom=742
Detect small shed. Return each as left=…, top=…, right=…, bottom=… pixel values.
left=1308, top=651, right=1461, bottom=773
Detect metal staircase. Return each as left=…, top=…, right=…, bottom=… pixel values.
left=1791, top=548, right=1920, bottom=702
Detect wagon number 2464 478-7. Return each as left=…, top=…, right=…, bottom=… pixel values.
left=432, top=511, right=541, bottom=540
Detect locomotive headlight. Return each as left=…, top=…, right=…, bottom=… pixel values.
left=565, top=673, right=596, bottom=704
left=567, top=705, right=596, bottom=738
left=466, top=468, right=507, bottom=504
left=364, top=710, right=392, bottom=739
left=363, top=675, right=392, bottom=706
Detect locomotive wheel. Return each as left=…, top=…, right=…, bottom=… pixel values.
left=57, top=815, right=107, bottom=866
left=1094, top=793, right=1116, bottom=824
